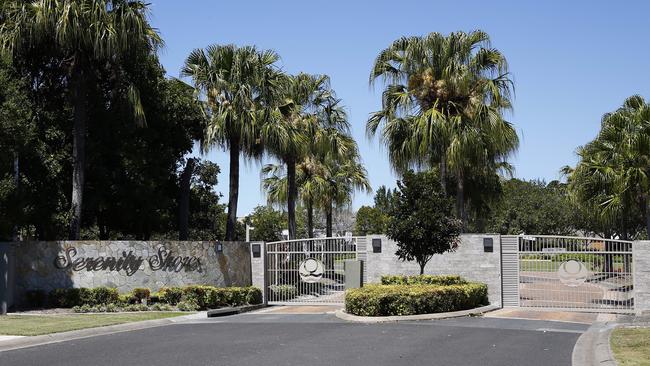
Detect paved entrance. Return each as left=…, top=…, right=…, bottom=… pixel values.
left=0, top=313, right=587, bottom=366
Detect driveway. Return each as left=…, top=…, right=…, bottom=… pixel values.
left=0, top=311, right=588, bottom=366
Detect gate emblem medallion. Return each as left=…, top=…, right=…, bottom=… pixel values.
left=298, top=258, right=324, bottom=283
left=557, top=259, right=588, bottom=287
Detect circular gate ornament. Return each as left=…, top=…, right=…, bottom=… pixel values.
left=557, top=259, right=589, bottom=287
left=298, top=258, right=324, bottom=283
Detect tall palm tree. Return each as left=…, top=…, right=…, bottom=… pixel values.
left=262, top=73, right=331, bottom=239
left=0, top=0, right=162, bottom=239
left=318, top=151, right=371, bottom=237
left=566, top=95, right=650, bottom=238
left=182, top=44, right=281, bottom=240
left=367, top=30, right=518, bottom=230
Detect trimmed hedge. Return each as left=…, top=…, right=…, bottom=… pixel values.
left=381, top=275, right=467, bottom=286
left=49, top=287, right=119, bottom=308
left=345, top=283, right=488, bottom=316
left=46, top=285, right=262, bottom=310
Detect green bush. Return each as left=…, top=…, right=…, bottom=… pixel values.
left=177, top=299, right=199, bottom=312
left=131, top=288, right=151, bottom=303
left=92, top=287, right=119, bottom=305
left=203, top=287, right=263, bottom=309
left=269, top=284, right=297, bottom=300
left=158, top=287, right=184, bottom=305
left=380, top=275, right=467, bottom=286
left=345, top=283, right=488, bottom=317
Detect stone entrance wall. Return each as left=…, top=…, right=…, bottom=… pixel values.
left=7, top=241, right=251, bottom=306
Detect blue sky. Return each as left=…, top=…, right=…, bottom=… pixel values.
left=150, top=0, right=650, bottom=216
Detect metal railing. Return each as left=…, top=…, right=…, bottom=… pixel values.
left=518, top=235, right=634, bottom=312
left=266, top=237, right=358, bottom=305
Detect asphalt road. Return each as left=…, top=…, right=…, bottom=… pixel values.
left=0, top=314, right=587, bottom=366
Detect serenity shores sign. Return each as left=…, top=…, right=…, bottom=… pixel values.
left=54, top=246, right=203, bottom=275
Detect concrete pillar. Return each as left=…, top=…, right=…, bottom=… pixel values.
left=634, top=241, right=650, bottom=315
left=250, top=241, right=266, bottom=304
left=0, top=243, right=15, bottom=315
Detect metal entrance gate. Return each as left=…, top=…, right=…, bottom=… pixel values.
left=266, top=237, right=358, bottom=305
left=504, top=235, right=634, bottom=313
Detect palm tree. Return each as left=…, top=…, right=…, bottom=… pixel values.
left=318, top=151, right=371, bottom=237
left=566, top=95, right=650, bottom=238
left=0, top=0, right=162, bottom=239
left=367, top=30, right=518, bottom=230
left=182, top=44, right=281, bottom=240
left=262, top=73, right=331, bottom=239
left=263, top=93, right=368, bottom=238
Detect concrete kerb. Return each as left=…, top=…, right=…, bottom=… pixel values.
left=0, top=311, right=206, bottom=353
left=334, top=304, right=499, bottom=323
left=572, top=321, right=618, bottom=366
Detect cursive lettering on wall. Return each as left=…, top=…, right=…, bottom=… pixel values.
left=54, top=246, right=202, bottom=275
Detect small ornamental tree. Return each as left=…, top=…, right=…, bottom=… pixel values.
left=387, top=171, right=462, bottom=274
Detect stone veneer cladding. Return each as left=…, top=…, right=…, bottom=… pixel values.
left=363, top=234, right=502, bottom=306
left=11, top=241, right=251, bottom=306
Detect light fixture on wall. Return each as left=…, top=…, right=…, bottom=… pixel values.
left=251, top=244, right=261, bottom=258
left=483, top=238, right=493, bottom=253
left=216, top=242, right=223, bottom=253
left=372, top=238, right=382, bottom=253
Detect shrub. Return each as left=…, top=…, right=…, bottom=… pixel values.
left=380, top=275, right=467, bottom=286
left=25, top=290, right=46, bottom=308
left=269, top=284, right=297, bottom=300
left=182, top=285, right=210, bottom=309
left=92, top=287, right=119, bottom=305
left=177, top=299, right=199, bottom=312
left=158, top=287, right=184, bottom=305
left=345, top=283, right=488, bottom=317
left=131, top=288, right=151, bottom=303
left=246, top=287, right=263, bottom=305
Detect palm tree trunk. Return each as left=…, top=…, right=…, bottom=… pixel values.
left=326, top=200, right=333, bottom=237
left=456, top=170, right=467, bottom=232
left=179, top=158, right=195, bottom=240
left=439, top=156, right=447, bottom=195
left=287, top=157, right=297, bottom=239
left=226, top=139, right=240, bottom=241
left=307, top=197, right=314, bottom=238
left=69, top=66, right=87, bottom=240
left=12, top=153, right=19, bottom=241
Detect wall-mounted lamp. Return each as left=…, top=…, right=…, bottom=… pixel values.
left=216, top=242, right=223, bottom=253
left=372, top=238, right=382, bottom=253
left=251, top=244, right=261, bottom=258
left=483, top=238, right=493, bottom=253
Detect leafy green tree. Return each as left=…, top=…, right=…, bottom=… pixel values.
left=387, top=171, right=462, bottom=274
left=564, top=95, right=650, bottom=238
left=368, top=31, right=518, bottom=230
left=484, top=179, right=576, bottom=235
left=373, top=186, right=396, bottom=214
left=244, top=206, right=286, bottom=242
left=182, top=44, right=281, bottom=241
left=0, top=0, right=163, bottom=239
left=354, top=206, right=388, bottom=235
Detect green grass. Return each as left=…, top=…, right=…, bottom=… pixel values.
left=611, top=327, right=650, bottom=366
left=0, top=312, right=189, bottom=336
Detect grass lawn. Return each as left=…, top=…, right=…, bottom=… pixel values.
left=611, top=327, right=650, bottom=366
left=0, top=312, right=189, bottom=336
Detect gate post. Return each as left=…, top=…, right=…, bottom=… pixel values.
left=249, top=241, right=267, bottom=305
left=500, top=235, right=519, bottom=308
left=634, top=240, right=650, bottom=315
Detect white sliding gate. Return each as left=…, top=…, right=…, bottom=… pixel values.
left=503, top=235, right=634, bottom=313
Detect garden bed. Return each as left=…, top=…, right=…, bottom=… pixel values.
left=345, top=275, right=488, bottom=317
